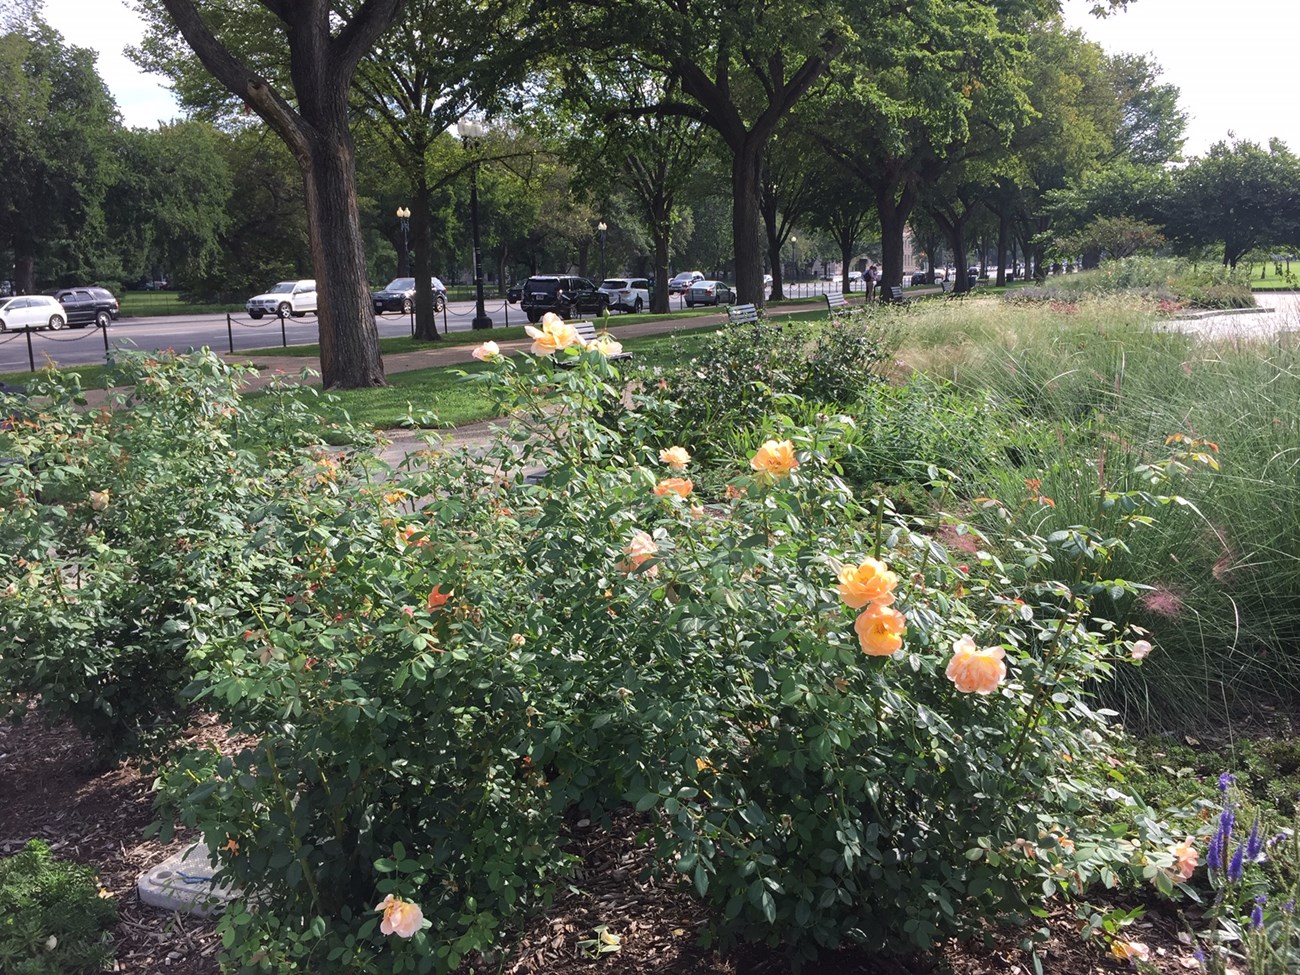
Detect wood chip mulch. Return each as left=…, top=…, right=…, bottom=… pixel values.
left=1, top=713, right=1202, bottom=974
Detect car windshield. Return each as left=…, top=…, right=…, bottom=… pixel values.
left=268, top=282, right=296, bottom=294
left=600, top=280, right=628, bottom=289
left=383, top=278, right=415, bottom=291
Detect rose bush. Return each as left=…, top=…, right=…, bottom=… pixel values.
left=136, top=340, right=1192, bottom=971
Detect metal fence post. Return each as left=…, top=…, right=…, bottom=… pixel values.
left=279, top=313, right=287, bottom=348
left=227, top=313, right=234, bottom=355
left=101, top=322, right=110, bottom=358
left=25, top=328, right=35, bottom=372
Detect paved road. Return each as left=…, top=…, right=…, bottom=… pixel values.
left=0, top=282, right=852, bottom=374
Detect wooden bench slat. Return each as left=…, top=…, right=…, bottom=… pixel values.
left=825, top=292, right=848, bottom=309
left=562, top=321, right=632, bottom=362
left=727, top=303, right=759, bottom=325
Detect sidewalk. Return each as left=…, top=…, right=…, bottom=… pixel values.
left=216, top=298, right=844, bottom=393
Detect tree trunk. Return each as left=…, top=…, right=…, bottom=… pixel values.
left=996, top=210, right=1009, bottom=287
left=578, top=241, right=588, bottom=279
left=14, top=254, right=34, bottom=295
left=412, top=176, right=440, bottom=341
left=840, top=234, right=853, bottom=295
left=732, top=145, right=764, bottom=306
left=652, top=224, right=671, bottom=314
left=301, top=129, right=386, bottom=388
left=763, top=192, right=784, bottom=301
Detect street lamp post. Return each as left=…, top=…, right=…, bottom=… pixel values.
left=791, top=235, right=798, bottom=295
left=457, top=119, right=493, bottom=330
left=597, top=221, right=608, bottom=282
left=395, top=206, right=410, bottom=277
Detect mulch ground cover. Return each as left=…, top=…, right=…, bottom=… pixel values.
left=0, top=713, right=1201, bottom=974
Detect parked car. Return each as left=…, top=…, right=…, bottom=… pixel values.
left=667, top=271, right=704, bottom=295
left=685, top=280, right=736, bottom=307
left=506, top=283, right=523, bottom=304
left=909, top=271, right=928, bottom=286
left=519, top=275, right=609, bottom=323
left=372, top=277, right=447, bottom=314
left=598, top=277, right=650, bottom=313
left=0, top=280, right=14, bottom=298
left=49, top=287, right=120, bottom=329
left=246, top=280, right=317, bottom=319
left=0, top=294, right=67, bottom=331
left=763, top=274, right=773, bottom=289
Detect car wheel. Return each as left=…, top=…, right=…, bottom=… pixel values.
left=0, top=319, right=6, bottom=332
left=94, top=310, right=110, bottom=329
left=401, top=297, right=413, bottom=314
left=527, top=311, right=541, bottom=324
left=277, top=302, right=292, bottom=318
left=434, top=295, right=446, bottom=313
left=634, top=297, right=643, bottom=313
left=249, top=311, right=264, bottom=320
left=48, top=314, right=65, bottom=330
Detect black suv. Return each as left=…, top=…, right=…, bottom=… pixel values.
left=519, top=275, right=609, bottom=323
left=50, top=287, right=120, bottom=329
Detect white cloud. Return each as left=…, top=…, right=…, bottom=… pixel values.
left=40, top=0, right=179, bottom=128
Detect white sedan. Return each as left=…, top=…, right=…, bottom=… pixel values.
left=0, top=295, right=67, bottom=331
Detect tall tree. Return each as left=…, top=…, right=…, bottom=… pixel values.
left=1166, top=138, right=1300, bottom=268
left=0, top=21, right=118, bottom=293
left=141, top=0, right=405, bottom=388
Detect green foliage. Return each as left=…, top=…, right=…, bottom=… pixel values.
left=137, top=341, right=1185, bottom=970
left=1003, top=257, right=1255, bottom=309
left=0, top=840, right=117, bottom=975
left=0, top=350, right=372, bottom=758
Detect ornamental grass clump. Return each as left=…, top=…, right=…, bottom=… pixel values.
left=150, top=340, right=1188, bottom=970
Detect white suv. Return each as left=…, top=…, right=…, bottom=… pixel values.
left=246, top=280, right=317, bottom=319
left=598, top=277, right=650, bottom=313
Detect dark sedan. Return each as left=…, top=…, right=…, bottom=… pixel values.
left=372, top=278, right=447, bottom=315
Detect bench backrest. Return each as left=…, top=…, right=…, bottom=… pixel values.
left=567, top=321, right=632, bottom=360
left=728, top=303, right=759, bottom=324
left=888, top=285, right=904, bottom=302
left=825, top=292, right=848, bottom=309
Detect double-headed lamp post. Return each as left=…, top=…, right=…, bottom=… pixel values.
left=457, top=119, right=493, bottom=330
left=791, top=235, right=798, bottom=285
left=395, top=206, right=410, bottom=277
left=597, top=221, right=608, bottom=282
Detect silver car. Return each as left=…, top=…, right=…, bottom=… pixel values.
left=685, top=280, right=736, bottom=307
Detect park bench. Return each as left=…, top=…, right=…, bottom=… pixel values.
left=727, top=303, right=759, bottom=325
left=564, top=320, right=632, bottom=362
left=887, top=285, right=908, bottom=303
left=825, top=292, right=849, bottom=312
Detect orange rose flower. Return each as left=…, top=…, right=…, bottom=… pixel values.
left=945, top=636, right=1007, bottom=694
left=749, top=439, right=799, bottom=478
left=854, top=602, right=907, bottom=656
left=654, top=477, right=694, bottom=498
left=1164, top=840, right=1198, bottom=883
left=620, top=530, right=659, bottom=576
left=426, top=585, right=451, bottom=611
left=375, top=894, right=424, bottom=938
left=524, top=313, right=580, bottom=356
left=837, top=558, right=898, bottom=609
left=659, top=446, right=691, bottom=470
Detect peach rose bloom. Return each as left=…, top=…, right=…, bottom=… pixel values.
left=89, top=490, right=110, bottom=511
left=621, top=530, right=659, bottom=576
left=837, top=558, right=898, bottom=609
left=471, top=340, right=501, bottom=361
left=524, top=313, right=580, bottom=356
left=854, top=602, right=907, bottom=656
left=659, top=446, right=691, bottom=470
left=750, top=439, right=799, bottom=478
left=375, top=894, right=424, bottom=938
left=654, top=477, right=694, bottom=498
left=426, top=585, right=451, bottom=611
left=1165, top=840, right=1198, bottom=882
left=586, top=334, right=624, bottom=357
left=1109, top=940, right=1150, bottom=964
left=1131, top=639, right=1152, bottom=660
left=945, top=636, right=1006, bottom=694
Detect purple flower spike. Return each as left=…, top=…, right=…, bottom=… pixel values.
left=1285, top=899, right=1295, bottom=915
left=1270, top=831, right=1291, bottom=848
left=1207, top=831, right=1223, bottom=871
left=1228, top=844, right=1246, bottom=882
left=1246, top=818, right=1264, bottom=861
left=1252, top=895, right=1266, bottom=930
left=1219, top=772, right=1236, bottom=793
left=1219, top=805, right=1235, bottom=847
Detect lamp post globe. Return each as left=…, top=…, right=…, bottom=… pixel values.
left=597, top=221, right=608, bottom=283
left=395, top=206, right=410, bottom=278
left=458, top=120, right=493, bottom=330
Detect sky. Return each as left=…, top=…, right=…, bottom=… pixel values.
left=34, top=0, right=1298, bottom=156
